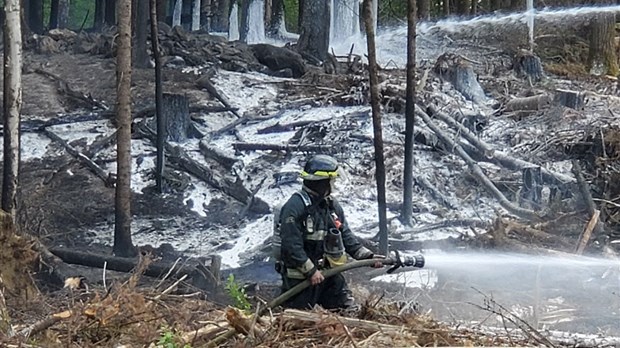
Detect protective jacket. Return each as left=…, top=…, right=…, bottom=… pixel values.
left=279, top=187, right=373, bottom=279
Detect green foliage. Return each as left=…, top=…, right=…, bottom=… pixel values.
left=157, top=329, right=191, bottom=348
left=225, top=274, right=252, bottom=312
left=42, top=0, right=95, bottom=31
left=283, top=0, right=299, bottom=33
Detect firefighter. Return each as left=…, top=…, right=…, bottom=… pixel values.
left=277, top=154, right=381, bottom=310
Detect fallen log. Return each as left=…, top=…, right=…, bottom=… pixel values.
left=137, top=124, right=270, bottom=214
left=417, top=106, right=541, bottom=221
left=414, top=175, right=458, bottom=210
left=571, top=160, right=605, bottom=244
left=199, top=141, right=241, bottom=170
left=233, top=142, right=335, bottom=153
left=48, top=247, right=216, bottom=286
left=42, top=128, right=115, bottom=187
left=281, top=309, right=415, bottom=335
left=257, top=119, right=317, bottom=134
left=32, top=241, right=83, bottom=288
left=84, top=131, right=118, bottom=157
left=195, top=75, right=241, bottom=118
left=210, top=113, right=274, bottom=138
left=427, top=104, right=575, bottom=186
left=399, top=219, right=491, bottom=236
left=34, top=68, right=108, bottom=110
left=11, top=113, right=104, bottom=134
left=504, top=94, right=551, bottom=112
left=17, top=310, right=73, bottom=339
left=179, top=321, right=230, bottom=346
left=576, top=210, right=600, bottom=254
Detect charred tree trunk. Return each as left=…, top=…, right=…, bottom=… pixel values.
left=2, top=0, right=22, bottom=221
left=201, top=0, right=211, bottom=30
left=57, top=0, right=69, bottom=28
left=297, top=0, right=330, bottom=62
left=114, top=0, right=137, bottom=258
left=402, top=0, right=416, bottom=226
left=456, top=0, right=470, bottom=15
left=163, top=94, right=190, bottom=142
left=133, top=0, right=150, bottom=68
left=156, top=0, right=167, bottom=22
left=211, top=0, right=230, bottom=32
left=49, top=0, right=59, bottom=29
left=588, top=12, right=618, bottom=76
left=363, top=0, right=388, bottom=255
left=105, top=0, right=116, bottom=25
left=264, top=0, right=271, bottom=27
left=151, top=0, right=165, bottom=193
left=268, top=0, right=283, bottom=36
left=239, top=0, right=249, bottom=42
left=27, top=0, right=43, bottom=34
left=94, top=0, right=105, bottom=29
left=297, top=0, right=303, bottom=32
left=418, top=0, right=430, bottom=21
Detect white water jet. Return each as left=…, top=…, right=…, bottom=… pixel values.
left=229, top=2, right=240, bottom=41
left=246, top=0, right=266, bottom=44
left=526, top=0, right=534, bottom=50
left=419, top=4, right=620, bottom=34
left=330, top=0, right=362, bottom=45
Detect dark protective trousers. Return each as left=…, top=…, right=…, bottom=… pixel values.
left=281, top=273, right=354, bottom=310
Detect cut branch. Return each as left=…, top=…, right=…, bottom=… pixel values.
left=34, top=68, right=108, bottom=110
left=42, top=128, right=115, bottom=187
left=233, top=142, right=335, bottom=153
left=417, top=107, right=541, bottom=221
left=137, top=124, right=269, bottom=213
left=571, top=160, right=605, bottom=242
left=427, top=104, right=575, bottom=185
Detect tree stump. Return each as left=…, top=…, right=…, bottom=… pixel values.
left=163, top=93, right=191, bottom=142
left=513, top=49, right=544, bottom=82
left=434, top=53, right=487, bottom=103
left=553, top=89, right=585, bottom=110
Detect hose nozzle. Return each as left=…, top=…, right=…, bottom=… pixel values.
left=387, top=251, right=425, bottom=274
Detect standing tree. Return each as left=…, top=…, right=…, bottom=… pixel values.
left=58, top=0, right=69, bottom=28
left=297, top=0, right=330, bottom=62
left=418, top=0, right=430, bottom=21
left=151, top=0, right=165, bottom=193
left=3, top=0, right=23, bottom=221
left=26, top=0, right=44, bottom=34
left=201, top=0, right=211, bottom=31
left=105, top=0, right=116, bottom=25
left=363, top=0, right=388, bottom=255
left=588, top=9, right=618, bottom=76
left=212, top=0, right=231, bottom=32
left=114, top=0, right=137, bottom=257
left=402, top=0, right=417, bottom=227
left=133, top=0, right=150, bottom=68
left=95, top=0, right=105, bottom=29
left=268, top=0, right=284, bottom=37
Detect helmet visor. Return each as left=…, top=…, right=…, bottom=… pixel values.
left=300, top=169, right=339, bottom=180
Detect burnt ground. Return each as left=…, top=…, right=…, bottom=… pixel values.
left=2, top=22, right=620, bottom=347
left=16, top=53, right=196, bottom=241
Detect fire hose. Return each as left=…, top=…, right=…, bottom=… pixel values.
left=206, top=251, right=425, bottom=347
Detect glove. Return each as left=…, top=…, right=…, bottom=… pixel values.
left=370, top=254, right=386, bottom=268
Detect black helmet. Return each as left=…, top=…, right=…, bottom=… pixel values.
left=300, top=155, right=339, bottom=181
